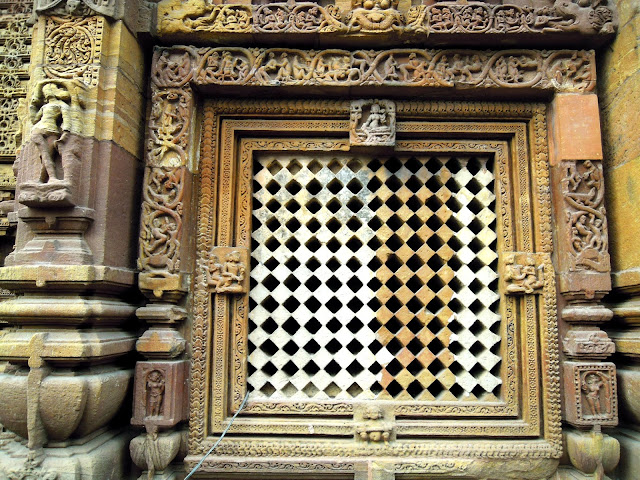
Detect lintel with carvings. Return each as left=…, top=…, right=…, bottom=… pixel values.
left=155, top=0, right=617, bottom=48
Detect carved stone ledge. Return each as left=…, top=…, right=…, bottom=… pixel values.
left=136, top=328, right=186, bottom=359
left=156, top=0, right=617, bottom=47
left=131, top=360, right=188, bottom=428
left=563, top=362, right=618, bottom=428
left=563, top=330, right=615, bottom=360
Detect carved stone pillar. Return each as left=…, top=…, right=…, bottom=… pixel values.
left=0, top=0, right=146, bottom=478
left=549, top=93, right=620, bottom=479
left=129, top=49, right=194, bottom=480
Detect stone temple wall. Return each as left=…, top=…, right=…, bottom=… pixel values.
left=0, top=0, right=637, bottom=479
left=599, top=1, right=640, bottom=478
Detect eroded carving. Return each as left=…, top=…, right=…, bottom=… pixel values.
left=563, top=329, right=615, bottom=358
left=563, top=362, right=617, bottom=427
left=153, top=46, right=596, bottom=93
left=561, top=160, right=609, bottom=272
left=35, top=0, right=124, bottom=19
left=132, top=361, right=188, bottom=427
left=503, top=253, right=545, bottom=295
left=346, top=0, right=402, bottom=33
left=17, top=81, right=86, bottom=207
left=350, top=99, right=395, bottom=146
left=354, top=405, right=394, bottom=443
left=160, top=0, right=617, bottom=39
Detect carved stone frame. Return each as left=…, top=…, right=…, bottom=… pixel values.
left=137, top=43, right=613, bottom=479
left=174, top=99, right=561, bottom=478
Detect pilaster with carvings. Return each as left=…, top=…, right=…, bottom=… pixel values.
left=0, top=1, right=147, bottom=478
left=548, top=94, right=619, bottom=479
left=131, top=47, right=195, bottom=480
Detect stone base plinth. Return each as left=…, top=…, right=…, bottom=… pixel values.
left=0, top=430, right=131, bottom=480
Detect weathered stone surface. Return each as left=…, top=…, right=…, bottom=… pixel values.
left=550, top=94, right=603, bottom=164
left=617, top=367, right=640, bottom=424
left=563, top=362, right=618, bottom=428
left=131, top=360, right=188, bottom=428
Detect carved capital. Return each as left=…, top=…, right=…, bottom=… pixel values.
left=563, top=362, right=618, bottom=428
left=130, top=428, right=186, bottom=478
left=563, top=330, right=615, bottom=360
left=34, top=0, right=138, bottom=23
left=350, top=99, right=395, bottom=147
left=132, top=360, right=188, bottom=428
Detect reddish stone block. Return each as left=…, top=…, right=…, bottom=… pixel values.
left=563, top=362, right=618, bottom=428
left=132, top=360, right=188, bottom=427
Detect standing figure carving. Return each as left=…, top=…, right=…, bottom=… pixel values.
left=145, top=370, right=166, bottom=418
left=17, top=80, right=84, bottom=207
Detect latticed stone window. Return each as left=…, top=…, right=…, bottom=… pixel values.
left=249, top=154, right=501, bottom=402
left=191, top=102, right=559, bottom=467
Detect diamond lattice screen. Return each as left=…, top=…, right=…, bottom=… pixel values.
left=249, top=154, right=501, bottom=402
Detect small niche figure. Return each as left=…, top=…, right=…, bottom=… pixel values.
left=581, top=372, right=604, bottom=416
left=145, top=370, right=165, bottom=418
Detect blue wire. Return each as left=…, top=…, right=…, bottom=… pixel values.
left=183, top=391, right=250, bottom=479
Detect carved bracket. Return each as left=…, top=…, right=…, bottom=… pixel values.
left=563, top=330, right=615, bottom=359
left=563, top=362, right=618, bottom=428
left=132, top=360, right=188, bottom=428
left=502, top=252, right=546, bottom=295
left=350, top=99, right=395, bottom=147
left=202, top=246, right=249, bottom=295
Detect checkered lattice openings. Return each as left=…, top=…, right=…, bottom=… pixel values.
left=249, top=155, right=501, bottom=401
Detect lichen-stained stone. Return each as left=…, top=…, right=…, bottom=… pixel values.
left=249, top=153, right=500, bottom=402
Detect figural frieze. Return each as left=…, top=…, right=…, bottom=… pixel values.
left=350, top=99, right=395, bottom=147
left=158, top=0, right=617, bottom=41
left=151, top=46, right=596, bottom=93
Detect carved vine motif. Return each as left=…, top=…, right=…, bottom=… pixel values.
left=44, top=16, right=103, bottom=87
left=350, top=99, right=395, bottom=146
left=561, top=160, right=609, bottom=272
left=138, top=167, right=184, bottom=277
left=503, top=253, right=545, bottom=295
left=147, top=88, right=192, bottom=167
left=152, top=46, right=595, bottom=93
left=162, top=1, right=616, bottom=37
